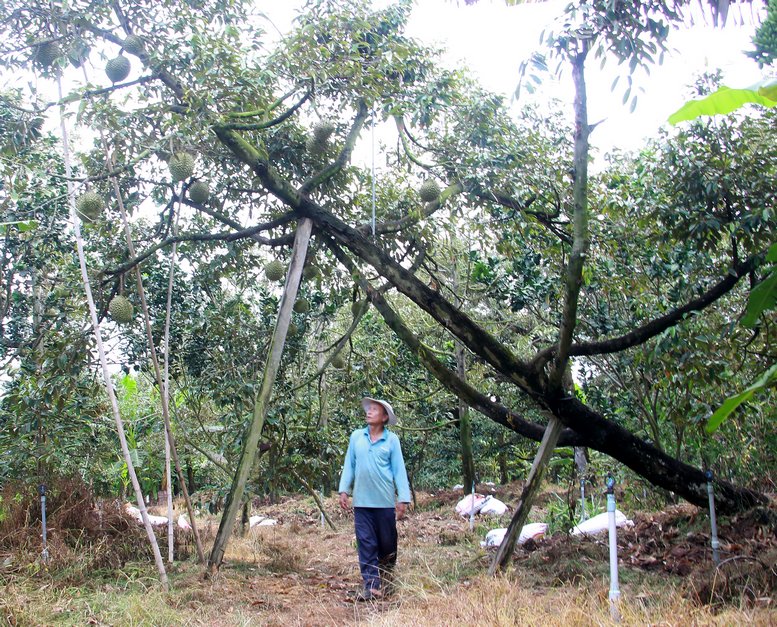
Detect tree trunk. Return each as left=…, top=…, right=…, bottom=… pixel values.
left=456, top=342, right=476, bottom=491
left=359, top=270, right=766, bottom=514
left=220, top=94, right=767, bottom=517
left=546, top=394, right=765, bottom=513
left=186, top=460, right=196, bottom=496
left=489, top=418, right=564, bottom=574
left=207, top=218, right=312, bottom=575
left=497, top=430, right=509, bottom=485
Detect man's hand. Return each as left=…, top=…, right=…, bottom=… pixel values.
left=396, top=502, right=408, bottom=520
left=339, top=492, right=350, bottom=510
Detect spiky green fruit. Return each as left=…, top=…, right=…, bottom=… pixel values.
left=188, top=180, right=210, bottom=204
left=168, top=152, right=196, bottom=182
left=287, top=322, right=299, bottom=337
left=312, top=120, right=335, bottom=142
left=306, top=135, right=329, bottom=156
left=105, top=55, right=131, bottom=83
left=34, top=42, right=62, bottom=68
left=293, top=298, right=310, bottom=314
left=122, top=35, right=145, bottom=56
left=108, top=295, right=133, bottom=324
left=352, top=300, right=368, bottom=317
left=419, top=178, right=441, bottom=203
left=264, top=260, right=285, bottom=282
left=76, top=191, right=105, bottom=222
left=302, top=265, right=321, bottom=280
left=331, top=354, right=345, bottom=369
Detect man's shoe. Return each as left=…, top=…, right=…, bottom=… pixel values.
left=355, top=587, right=383, bottom=602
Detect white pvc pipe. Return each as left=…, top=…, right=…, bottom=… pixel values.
left=469, top=482, right=475, bottom=532
left=607, top=481, right=621, bottom=623
left=706, top=471, right=720, bottom=565
left=40, top=485, right=49, bottom=564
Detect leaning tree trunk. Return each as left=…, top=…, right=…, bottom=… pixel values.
left=207, top=218, right=313, bottom=575
left=56, top=76, right=168, bottom=590
left=489, top=419, right=564, bottom=574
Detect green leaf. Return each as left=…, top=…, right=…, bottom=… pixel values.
left=766, top=242, right=777, bottom=263
left=668, top=80, right=777, bottom=125
left=741, top=269, right=777, bottom=327
left=705, top=363, right=777, bottom=433
left=119, top=374, right=138, bottom=394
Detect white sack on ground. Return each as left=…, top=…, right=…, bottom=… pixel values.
left=455, top=493, right=487, bottom=516
left=123, top=503, right=168, bottom=526
left=249, top=515, right=278, bottom=528
left=570, top=510, right=633, bottom=536
left=481, top=522, right=548, bottom=547
left=479, top=497, right=508, bottom=516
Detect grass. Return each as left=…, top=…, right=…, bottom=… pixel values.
left=1, top=487, right=774, bottom=626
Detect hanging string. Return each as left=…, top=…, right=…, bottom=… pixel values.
left=371, top=108, right=376, bottom=239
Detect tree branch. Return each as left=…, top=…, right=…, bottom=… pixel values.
left=216, top=88, right=312, bottom=131
left=533, top=256, right=759, bottom=364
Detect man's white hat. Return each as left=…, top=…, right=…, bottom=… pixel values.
left=361, top=397, right=397, bottom=426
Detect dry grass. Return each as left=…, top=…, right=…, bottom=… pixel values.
left=365, top=575, right=776, bottom=626
left=1, top=487, right=774, bottom=626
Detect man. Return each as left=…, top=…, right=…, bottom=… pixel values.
left=339, top=397, right=411, bottom=601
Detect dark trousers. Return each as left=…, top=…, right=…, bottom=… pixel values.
left=354, top=507, right=397, bottom=591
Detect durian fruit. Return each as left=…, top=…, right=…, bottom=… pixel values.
left=188, top=180, right=210, bottom=204
left=419, top=178, right=441, bottom=203
left=105, top=55, right=131, bottom=83
left=287, top=322, right=299, bottom=337
left=331, top=354, right=345, bottom=369
left=264, top=260, right=285, bottom=282
left=352, top=300, right=367, bottom=317
left=34, top=42, right=62, bottom=68
left=293, top=297, right=310, bottom=314
left=108, top=295, right=133, bottom=323
left=306, top=135, right=329, bottom=156
left=122, top=35, right=145, bottom=56
left=302, top=265, right=321, bottom=280
left=76, top=191, right=105, bottom=222
left=168, top=152, right=196, bottom=182
left=312, top=120, right=335, bottom=142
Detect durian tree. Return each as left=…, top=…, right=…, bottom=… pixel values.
left=1, top=0, right=773, bottom=579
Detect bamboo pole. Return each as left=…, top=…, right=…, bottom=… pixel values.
left=55, top=75, right=168, bottom=590
left=104, top=147, right=206, bottom=563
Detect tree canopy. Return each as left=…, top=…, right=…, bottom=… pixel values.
left=1, top=0, right=774, bottom=572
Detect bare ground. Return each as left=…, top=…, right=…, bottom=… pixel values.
left=1, top=481, right=775, bottom=626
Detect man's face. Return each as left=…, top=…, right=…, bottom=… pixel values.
left=365, top=401, right=388, bottom=426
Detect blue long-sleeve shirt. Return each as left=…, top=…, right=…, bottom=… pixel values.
left=338, top=427, right=412, bottom=507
